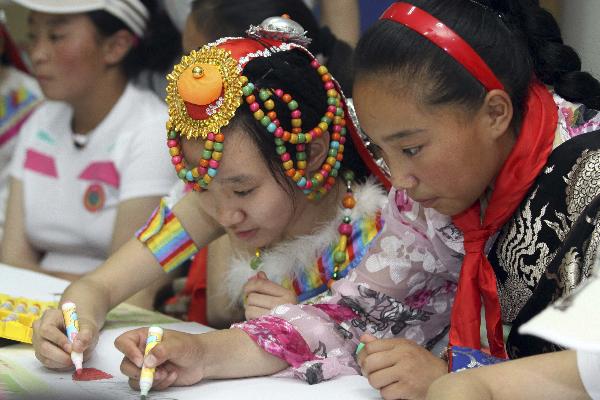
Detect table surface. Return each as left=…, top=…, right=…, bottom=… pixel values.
left=0, top=263, right=379, bottom=399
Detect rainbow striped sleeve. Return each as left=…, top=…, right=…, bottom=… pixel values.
left=136, top=199, right=198, bottom=273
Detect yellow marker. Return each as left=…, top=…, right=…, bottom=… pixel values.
left=61, top=302, right=83, bottom=373
left=140, top=326, right=163, bottom=399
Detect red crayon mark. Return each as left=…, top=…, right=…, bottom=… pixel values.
left=72, top=368, right=113, bottom=381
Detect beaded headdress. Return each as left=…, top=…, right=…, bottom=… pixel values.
left=165, top=16, right=391, bottom=197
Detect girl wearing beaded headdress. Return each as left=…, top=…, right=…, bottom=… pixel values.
left=31, top=17, right=409, bottom=373
left=111, top=1, right=599, bottom=397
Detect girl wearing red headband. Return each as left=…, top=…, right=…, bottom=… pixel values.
left=350, top=1, right=600, bottom=399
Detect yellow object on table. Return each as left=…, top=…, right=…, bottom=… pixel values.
left=0, top=293, right=57, bottom=344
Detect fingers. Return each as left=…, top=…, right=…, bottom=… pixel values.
left=361, top=351, right=397, bottom=378
left=360, top=334, right=377, bottom=344
left=368, top=366, right=401, bottom=390
left=114, top=327, right=147, bottom=368
left=256, top=271, right=268, bottom=280
left=72, top=319, right=98, bottom=355
left=243, top=278, right=292, bottom=298
left=34, top=339, right=74, bottom=370
left=244, top=305, right=271, bottom=320
left=32, top=309, right=73, bottom=369
left=245, top=292, right=285, bottom=310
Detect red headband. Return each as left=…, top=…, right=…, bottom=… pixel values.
left=380, top=2, right=505, bottom=92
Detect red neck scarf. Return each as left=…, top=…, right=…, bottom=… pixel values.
left=450, top=82, right=558, bottom=358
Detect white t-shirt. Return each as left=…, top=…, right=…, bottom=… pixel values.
left=9, top=83, right=177, bottom=274
left=0, top=67, right=42, bottom=239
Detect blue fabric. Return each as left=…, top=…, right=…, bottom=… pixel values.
left=449, top=346, right=507, bottom=372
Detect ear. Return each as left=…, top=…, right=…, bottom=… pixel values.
left=101, top=29, right=136, bottom=66
left=479, top=89, right=513, bottom=140
left=305, top=131, right=330, bottom=174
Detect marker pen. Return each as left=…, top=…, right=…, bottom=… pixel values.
left=140, top=326, right=163, bottom=400
left=61, top=302, right=83, bottom=374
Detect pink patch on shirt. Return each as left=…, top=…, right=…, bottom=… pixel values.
left=313, top=304, right=358, bottom=323
left=24, top=149, right=58, bottom=178
left=78, top=161, right=120, bottom=188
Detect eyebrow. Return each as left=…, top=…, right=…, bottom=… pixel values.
left=220, top=175, right=255, bottom=184
left=28, top=14, right=70, bottom=27
left=383, top=129, right=426, bottom=143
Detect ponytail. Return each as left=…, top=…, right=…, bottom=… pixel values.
left=496, top=0, right=600, bottom=109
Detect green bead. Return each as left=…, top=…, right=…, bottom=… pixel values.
left=343, top=216, right=351, bottom=223
left=250, top=256, right=262, bottom=270
left=259, top=89, right=270, bottom=101
left=340, top=127, right=347, bottom=135
left=296, top=152, right=306, bottom=161
left=202, top=149, right=212, bottom=159
left=328, top=148, right=338, bottom=157
left=168, top=130, right=177, bottom=139
left=334, top=251, right=347, bottom=264
left=343, top=170, right=355, bottom=182
left=297, top=133, right=306, bottom=143
left=335, top=107, right=344, bottom=116
left=276, top=145, right=287, bottom=155
left=261, top=116, right=271, bottom=127
left=331, top=169, right=338, bottom=177
left=213, top=142, right=224, bottom=152
left=288, top=100, right=298, bottom=110
left=242, top=83, right=255, bottom=96
left=321, top=116, right=332, bottom=124
left=178, top=169, right=187, bottom=179
left=327, top=97, right=337, bottom=105
left=274, top=138, right=284, bottom=146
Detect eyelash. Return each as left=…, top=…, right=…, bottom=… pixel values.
left=402, top=146, right=422, bottom=157
left=234, top=189, right=254, bottom=197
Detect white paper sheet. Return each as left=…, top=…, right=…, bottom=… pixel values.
left=519, top=276, right=600, bottom=352
left=1, top=321, right=378, bottom=399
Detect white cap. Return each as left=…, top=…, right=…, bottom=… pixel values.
left=11, top=0, right=150, bottom=37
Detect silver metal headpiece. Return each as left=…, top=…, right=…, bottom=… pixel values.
left=246, top=16, right=312, bottom=47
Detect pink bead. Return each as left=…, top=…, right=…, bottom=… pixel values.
left=167, top=139, right=178, bottom=148
left=273, top=119, right=280, bottom=126
left=324, top=81, right=335, bottom=90
left=310, top=59, right=320, bottom=68
left=297, top=144, right=306, bottom=151
left=339, top=137, right=346, bottom=144
left=207, top=132, right=215, bottom=141
left=290, top=110, right=301, bottom=118
left=333, top=125, right=342, bottom=132
left=327, top=105, right=337, bottom=113
left=274, top=89, right=284, bottom=97
left=275, top=127, right=284, bottom=137
left=304, top=180, right=313, bottom=189
left=171, top=156, right=182, bottom=164
left=321, top=170, right=329, bottom=178
left=338, top=223, right=353, bottom=236
left=209, top=159, right=219, bottom=169
left=199, top=167, right=208, bottom=175
left=249, top=102, right=260, bottom=112
left=281, top=153, right=291, bottom=162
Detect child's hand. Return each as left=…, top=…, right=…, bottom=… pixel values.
left=357, top=334, right=447, bottom=400
left=242, top=271, right=297, bottom=320
left=115, top=327, right=205, bottom=391
left=32, top=308, right=98, bottom=370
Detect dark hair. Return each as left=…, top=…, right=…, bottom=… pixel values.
left=225, top=49, right=369, bottom=197
left=88, top=0, right=181, bottom=79
left=190, top=0, right=355, bottom=95
left=355, top=0, right=600, bottom=129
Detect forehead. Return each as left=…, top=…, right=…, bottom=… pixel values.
left=28, top=12, right=92, bottom=31
left=181, top=126, right=269, bottom=182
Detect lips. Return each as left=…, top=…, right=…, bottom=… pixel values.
left=234, top=229, right=258, bottom=240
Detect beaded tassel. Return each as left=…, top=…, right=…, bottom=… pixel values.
left=331, top=170, right=356, bottom=282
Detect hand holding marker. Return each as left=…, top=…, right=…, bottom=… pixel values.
left=140, top=326, right=163, bottom=399
left=61, top=302, right=83, bottom=374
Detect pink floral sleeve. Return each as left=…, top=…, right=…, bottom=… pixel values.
left=232, top=188, right=464, bottom=384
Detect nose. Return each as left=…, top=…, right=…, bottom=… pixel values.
left=392, top=172, right=418, bottom=191
left=28, top=37, right=48, bottom=67
left=216, top=204, right=245, bottom=228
